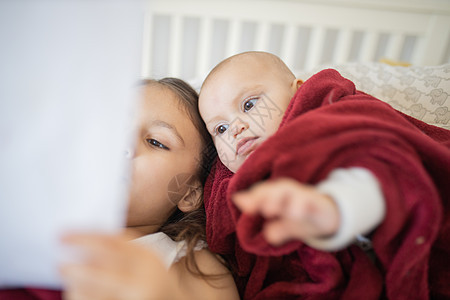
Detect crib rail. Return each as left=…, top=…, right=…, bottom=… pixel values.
left=142, top=0, right=450, bottom=81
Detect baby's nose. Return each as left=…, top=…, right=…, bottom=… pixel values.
left=232, top=119, right=249, bottom=137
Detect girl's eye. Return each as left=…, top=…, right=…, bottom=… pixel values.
left=146, top=138, right=169, bottom=150
left=215, top=124, right=229, bottom=135
left=243, top=98, right=258, bottom=112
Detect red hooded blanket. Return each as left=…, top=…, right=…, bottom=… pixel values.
left=204, top=69, right=450, bottom=299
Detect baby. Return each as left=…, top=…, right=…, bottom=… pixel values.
left=199, top=51, right=384, bottom=250
left=198, top=51, right=450, bottom=299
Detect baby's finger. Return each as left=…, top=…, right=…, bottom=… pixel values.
left=263, top=211, right=321, bottom=246
left=233, top=180, right=291, bottom=217
left=233, top=189, right=277, bottom=217
left=262, top=219, right=294, bottom=246
left=232, top=191, right=253, bottom=213
left=232, top=188, right=269, bottom=215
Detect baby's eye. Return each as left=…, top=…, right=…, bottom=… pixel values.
left=243, top=98, right=258, bottom=112
left=215, top=124, right=229, bottom=135
left=146, top=138, right=169, bottom=150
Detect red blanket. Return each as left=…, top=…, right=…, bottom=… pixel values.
left=204, top=69, right=450, bottom=299
left=0, top=288, right=61, bottom=300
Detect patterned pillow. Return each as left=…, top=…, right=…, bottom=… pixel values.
left=297, top=63, right=450, bottom=130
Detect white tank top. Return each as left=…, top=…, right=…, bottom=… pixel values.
left=133, top=232, right=207, bottom=269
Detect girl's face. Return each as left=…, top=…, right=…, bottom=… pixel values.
left=126, top=84, right=203, bottom=236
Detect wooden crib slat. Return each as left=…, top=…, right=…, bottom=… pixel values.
left=360, top=31, right=378, bottom=62
left=197, top=17, right=212, bottom=79
left=305, top=27, right=326, bottom=71
left=386, top=33, right=404, bottom=62
left=145, top=0, right=450, bottom=82
left=281, top=24, right=297, bottom=70
left=417, top=14, right=450, bottom=65
left=226, top=19, right=241, bottom=58
left=334, top=28, right=352, bottom=64
left=255, top=22, right=270, bottom=51
left=168, top=14, right=182, bottom=77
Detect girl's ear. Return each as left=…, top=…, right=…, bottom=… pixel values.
left=177, top=178, right=202, bottom=213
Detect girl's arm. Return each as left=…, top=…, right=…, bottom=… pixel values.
left=60, top=233, right=239, bottom=300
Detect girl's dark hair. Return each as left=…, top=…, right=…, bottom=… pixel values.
left=140, top=77, right=219, bottom=279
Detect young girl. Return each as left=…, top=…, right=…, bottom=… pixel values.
left=60, top=78, right=239, bottom=300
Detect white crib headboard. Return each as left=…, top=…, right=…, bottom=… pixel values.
left=142, top=0, right=450, bottom=83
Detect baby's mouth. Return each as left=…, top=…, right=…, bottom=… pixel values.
left=236, top=137, right=259, bottom=156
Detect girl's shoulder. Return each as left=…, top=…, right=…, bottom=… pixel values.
left=170, top=248, right=240, bottom=300
left=135, top=232, right=239, bottom=300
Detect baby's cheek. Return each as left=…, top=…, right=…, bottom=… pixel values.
left=215, top=145, right=232, bottom=168
left=219, top=153, right=242, bottom=173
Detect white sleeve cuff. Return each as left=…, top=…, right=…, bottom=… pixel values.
left=304, top=167, right=385, bottom=251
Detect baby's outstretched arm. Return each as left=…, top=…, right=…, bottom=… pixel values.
left=233, top=168, right=386, bottom=251
left=233, top=178, right=340, bottom=246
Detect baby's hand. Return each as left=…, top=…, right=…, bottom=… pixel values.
left=233, top=178, right=340, bottom=246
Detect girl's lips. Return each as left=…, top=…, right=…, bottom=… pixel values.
left=236, top=137, right=259, bottom=156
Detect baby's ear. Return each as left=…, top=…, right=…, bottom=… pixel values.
left=292, top=78, right=304, bottom=90
left=177, top=177, right=203, bottom=213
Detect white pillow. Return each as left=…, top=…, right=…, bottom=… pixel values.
left=296, top=62, right=450, bottom=130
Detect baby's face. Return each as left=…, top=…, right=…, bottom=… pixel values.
left=199, top=59, right=298, bottom=173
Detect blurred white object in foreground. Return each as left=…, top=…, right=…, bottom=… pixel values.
left=0, top=0, right=144, bottom=289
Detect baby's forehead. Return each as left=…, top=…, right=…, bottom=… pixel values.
left=203, top=61, right=240, bottom=86
left=202, top=61, right=259, bottom=93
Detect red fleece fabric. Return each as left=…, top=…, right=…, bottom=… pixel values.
left=0, top=288, right=61, bottom=300
left=204, top=69, right=450, bottom=300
